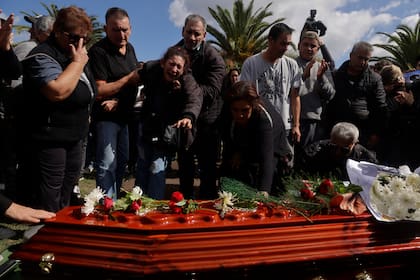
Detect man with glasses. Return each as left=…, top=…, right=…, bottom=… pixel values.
left=325, top=41, right=388, bottom=156
left=89, top=7, right=140, bottom=200
left=296, top=122, right=378, bottom=180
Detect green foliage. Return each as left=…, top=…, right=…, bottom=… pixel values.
left=372, top=18, right=420, bottom=71
left=207, top=0, right=284, bottom=68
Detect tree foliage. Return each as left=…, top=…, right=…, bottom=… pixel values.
left=372, top=18, right=420, bottom=71
left=206, top=0, right=284, bottom=69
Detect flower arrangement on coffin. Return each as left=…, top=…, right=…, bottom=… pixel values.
left=80, top=186, right=200, bottom=218
left=78, top=176, right=366, bottom=221
left=281, top=176, right=366, bottom=216
left=370, top=172, right=420, bottom=221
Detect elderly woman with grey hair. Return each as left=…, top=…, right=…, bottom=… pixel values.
left=296, top=122, right=378, bottom=179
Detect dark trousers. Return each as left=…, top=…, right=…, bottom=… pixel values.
left=0, top=118, right=17, bottom=200
left=26, top=140, right=83, bottom=212
left=177, top=122, right=220, bottom=199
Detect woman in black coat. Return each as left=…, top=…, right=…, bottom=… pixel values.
left=135, top=46, right=202, bottom=199
left=220, top=81, right=291, bottom=196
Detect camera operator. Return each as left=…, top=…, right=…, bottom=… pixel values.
left=379, top=64, right=420, bottom=169
left=301, top=9, right=335, bottom=70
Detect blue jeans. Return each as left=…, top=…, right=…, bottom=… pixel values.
left=135, top=122, right=167, bottom=199
left=95, top=121, right=129, bottom=200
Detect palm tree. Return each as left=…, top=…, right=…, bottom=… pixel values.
left=372, top=19, right=420, bottom=71
left=14, top=2, right=104, bottom=49
left=206, top=0, right=284, bottom=68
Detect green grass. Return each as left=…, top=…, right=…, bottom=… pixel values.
left=78, top=174, right=97, bottom=196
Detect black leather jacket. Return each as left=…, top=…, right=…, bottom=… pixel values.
left=175, top=40, right=225, bottom=125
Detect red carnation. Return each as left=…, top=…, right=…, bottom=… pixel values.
left=169, top=201, right=182, bottom=214
left=300, top=187, right=315, bottom=200
left=319, top=179, right=334, bottom=195
left=103, top=197, right=114, bottom=210
left=131, top=200, right=141, bottom=211
left=171, top=191, right=184, bottom=202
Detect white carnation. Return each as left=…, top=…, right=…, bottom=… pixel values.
left=406, top=173, right=420, bottom=191
left=370, top=172, right=420, bottom=221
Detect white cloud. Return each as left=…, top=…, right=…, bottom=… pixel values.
left=401, top=13, right=420, bottom=27
left=379, top=1, right=401, bottom=13
left=168, top=0, right=418, bottom=66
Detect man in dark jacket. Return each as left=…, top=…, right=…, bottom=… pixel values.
left=297, top=122, right=378, bottom=180
left=175, top=14, right=226, bottom=199
left=326, top=41, right=388, bottom=155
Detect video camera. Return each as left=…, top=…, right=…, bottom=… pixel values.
left=303, top=9, right=327, bottom=37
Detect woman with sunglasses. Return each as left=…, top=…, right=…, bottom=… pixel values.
left=19, top=6, right=96, bottom=212
left=296, top=122, right=378, bottom=179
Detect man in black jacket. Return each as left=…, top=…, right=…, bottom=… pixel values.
left=175, top=14, right=226, bottom=199
left=297, top=122, right=378, bottom=180
left=326, top=41, right=388, bottom=154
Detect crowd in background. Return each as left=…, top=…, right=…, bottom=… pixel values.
left=1, top=5, right=420, bottom=219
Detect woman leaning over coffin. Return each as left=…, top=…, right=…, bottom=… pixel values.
left=220, top=80, right=292, bottom=197
left=134, top=46, right=202, bottom=199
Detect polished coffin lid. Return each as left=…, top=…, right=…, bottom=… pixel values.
left=11, top=206, right=420, bottom=275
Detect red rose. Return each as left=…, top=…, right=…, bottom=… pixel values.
left=169, top=201, right=182, bottom=214
left=171, top=191, right=184, bottom=202
left=131, top=200, right=141, bottom=211
left=104, top=197, right=114, bottom=210
left=300, top=187, right=315, bottom=200
left=319, top=179, right=334, bottom=195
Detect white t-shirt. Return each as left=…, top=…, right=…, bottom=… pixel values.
left=240, top=52, right=302, bottom=130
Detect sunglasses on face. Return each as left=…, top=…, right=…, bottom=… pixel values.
left=63, top=32, right=89, bottom=45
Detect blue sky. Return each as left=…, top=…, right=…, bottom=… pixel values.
left=2, top=0, right=419, bottom=66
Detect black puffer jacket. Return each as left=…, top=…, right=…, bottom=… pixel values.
left=140, top=60, right=202, bottom=149
left=327, top=61, right=388, bottom=135
left=175, top=40, right=225, bottom=125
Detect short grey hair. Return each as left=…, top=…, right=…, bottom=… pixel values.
left=34, top=15, right=54, bottom=33
left=330, top=122, right=359, bottom=144
left=184, top=14, right=207, bottom=31
left=350, top=41, right=373, bottom=54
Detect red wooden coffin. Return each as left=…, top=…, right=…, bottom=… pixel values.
left=11, top=206, right=420, bottom=279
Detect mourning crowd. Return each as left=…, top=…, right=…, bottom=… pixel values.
left=1, top=6, right=420, bottom=222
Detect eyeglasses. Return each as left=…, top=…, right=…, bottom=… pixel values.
left=63, top=32, right=89, bottom=45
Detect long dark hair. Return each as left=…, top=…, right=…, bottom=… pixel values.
left=161, top=46, right=190, bottom=69
left=225, top=80, right=262, bottom=111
